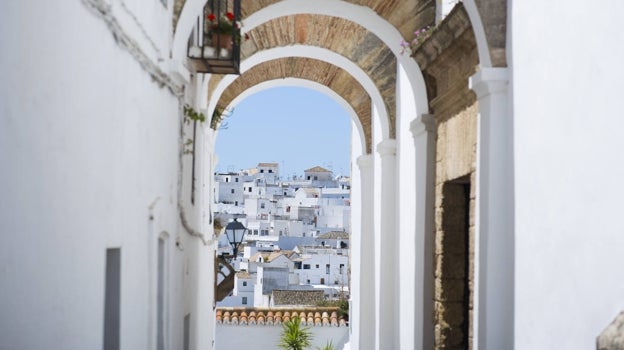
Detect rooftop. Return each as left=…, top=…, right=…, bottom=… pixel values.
left=304, top=166, right=331, bottom=173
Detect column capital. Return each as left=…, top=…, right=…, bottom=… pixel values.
left=356, top=154, right=374, bottom=170
left=469, top=67, right=509, bottom=99
left=376, top=139, right=397, bottom=157
left=410, top=114, right=436, bottom=138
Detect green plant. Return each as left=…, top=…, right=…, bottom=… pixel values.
left=206, top=11, right=249, bottom=45
left=278, top=316, right=313, bottom=350
left=317, top=340, right=335, bottom=350
left=210, top=105, right=232, bottom=129
left=183, top=104, right=206, bottom=124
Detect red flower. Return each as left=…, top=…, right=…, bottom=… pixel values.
left=244, top=33, right=250, bottom=40
left=226, top=12, right=235, bottom=21
left=207, top=13, right=216, bottom=21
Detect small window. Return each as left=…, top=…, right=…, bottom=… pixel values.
left=260, top=203, right=265, bottom=209
left=307, top=279, right=310, bottom=284
left=231, top=189, right=235, bottom=194
left=315, top=264, right=319, bottom=269
left=235, top=201, right=238, bottom=206
left=235, top=178, right=239, bottom=182
left=268, top=169, right=273, bottom=173
left=303, top=264, right=311, bottom=270
left=242, top=297, right=248, bottom=305
left=314, top=176, right=318, bottom=180
left=260, top=169, right=264, bottom=173
left=242, top=281, right=247, bottom=287
left=225, top=178, right=229, bottom=183
left=248, top=187, right=252, bottom=193
left=326, top=264, right=330, bottom=274
left=307, top=176, right=311, bottom=180
left=339, top=264, right=345, bottom=274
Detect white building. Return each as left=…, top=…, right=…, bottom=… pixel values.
left=293, top=246, right=349, bottom=287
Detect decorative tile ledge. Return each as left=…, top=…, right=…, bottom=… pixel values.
left=216, top=307, right=348, bottom=327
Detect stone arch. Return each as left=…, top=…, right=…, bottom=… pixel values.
left=212, top=57, right=372, bottom=152
left=173, top=0, right=431, bottom=137
left=207, top=45, right=390, bottom=152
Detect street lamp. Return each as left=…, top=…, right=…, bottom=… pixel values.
left=215, top=218, right=247, bottom=302
left=224, top=218, right=247, bottom=258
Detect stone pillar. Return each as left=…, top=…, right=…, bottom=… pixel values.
left=356, top=154, right=375, bottom=350
left=469, top=68, right=513, bottom=349
left=376, top=139, right=398, bottom=350
left=410, top=114, right=437, bottom=350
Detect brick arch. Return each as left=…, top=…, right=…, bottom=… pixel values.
left=213, top=57, right=373, bottom=152
left=206, top=14, right=397, bottom=138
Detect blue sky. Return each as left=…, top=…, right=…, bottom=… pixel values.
left=214, top=86, right=352, bottom=178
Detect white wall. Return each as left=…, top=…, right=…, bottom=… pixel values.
left=511, top=1, right=624, bottom=348
left=0, top=1, right=212, bottom=349
left=216, top=324, right=349, bottom=349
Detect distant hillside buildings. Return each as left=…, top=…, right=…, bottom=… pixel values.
left=214, top=164, right=350, bottom=307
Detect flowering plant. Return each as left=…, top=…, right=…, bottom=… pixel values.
left=206, top=12, right=249, bottom=45
left=400, top=25, right=434, bottom=55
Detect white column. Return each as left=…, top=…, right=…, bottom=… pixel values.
left=375, top=139, right=398, bottom=350
left=410, top=114, right=437, bottom=350
left=469, top=68, right=513, bottom=349
left=356, top=154, right=375, bottom=350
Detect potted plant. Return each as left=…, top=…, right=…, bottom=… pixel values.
left=206, top=11, right=242, bottom=49
left=278, top=316, right=313, bottom=350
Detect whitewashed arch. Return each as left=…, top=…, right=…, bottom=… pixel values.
left=462, top=0, right=494, bottom=68
left=206, top=45, right=389, bottom=140
left=212, top=77, right=366, bottom=156
left=173, top=0, right=430, bottom=125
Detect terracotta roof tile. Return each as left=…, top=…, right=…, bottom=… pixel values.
left=216, top=307, right=347, bottom=327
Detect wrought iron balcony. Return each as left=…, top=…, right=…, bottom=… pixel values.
left=187, top=0, right=241, bottom=75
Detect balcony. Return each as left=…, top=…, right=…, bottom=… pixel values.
left=187, top=0, right=241, bottom=75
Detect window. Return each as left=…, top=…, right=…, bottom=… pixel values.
left=249, top=187, right=252, bottom=193
left=183, top=314, right=190, bottom=350
left=242, top=281, right=247, bottom=286
left=320, top=278, right=325, bottom=285
left=307, top=176, right=311, bottom=180
left=307, top=279, right=310, bottom=284
left=235, top=178, right=239, bottom=182
left=235, top=201, right=238, bottom=206
left=295, top=262, right=302, bottom=269
left=225, top=177, right=229, bottom=183
left=314, top=176, right=318, bottom=180
left=326, top=264, right=330, bottom=274
left=157, top=239, right=167, bottom=350
left=242, top=297, right=248, bottom=305
left=104, top=248, right=121, bottom=350
left=268, top=169, right=273, bottom=173
left=260, top=203, right=265, bottom=209
left=303, top=264, right=311, bottom=270
left=315, top=264, right=319, bottom=269
left=260, top=169, right=264, bottom=173
left=231, top=189, right=235, bottom=194
left=339, top=264, right=345, bottom=274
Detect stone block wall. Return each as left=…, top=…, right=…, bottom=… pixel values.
left=433, top=104, right=477, bottom=350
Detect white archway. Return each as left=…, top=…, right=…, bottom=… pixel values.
left=207, top=45, right=389, bottom=142
left=173, top=0, right=430, bottom=122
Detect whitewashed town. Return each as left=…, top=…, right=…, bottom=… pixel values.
left=214, top=163, right=351, bottom=308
